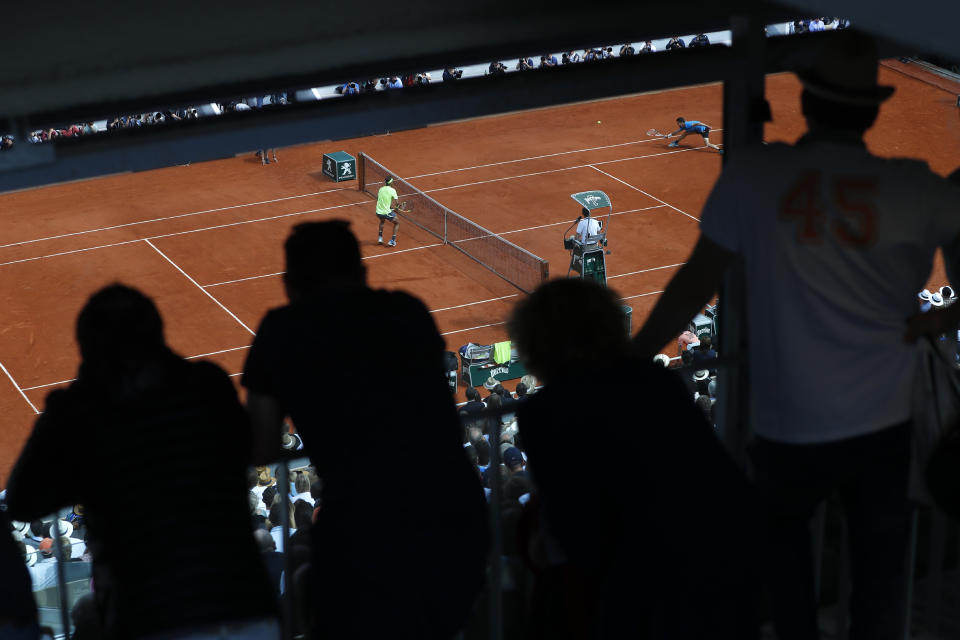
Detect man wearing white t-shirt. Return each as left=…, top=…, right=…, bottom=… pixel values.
left=633, top=32, right=960, bottom=640
left=574, top=208, right=602, bottom=242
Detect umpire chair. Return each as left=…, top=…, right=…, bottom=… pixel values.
left=564, top=190, right=612, bottom=285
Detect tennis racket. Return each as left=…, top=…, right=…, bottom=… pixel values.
left=646, top=128, right=667, bottom=137
left=396, top=201, right=414, bottom=213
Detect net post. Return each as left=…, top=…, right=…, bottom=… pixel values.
left=358, top=153, right=366, bottom=193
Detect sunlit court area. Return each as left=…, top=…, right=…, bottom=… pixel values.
left=2, top=3, right=960, bottom=640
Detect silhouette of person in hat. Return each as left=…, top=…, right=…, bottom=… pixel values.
left=243, top=220, right=489, bottom=639
left=634, top=30, right=960, bottom=640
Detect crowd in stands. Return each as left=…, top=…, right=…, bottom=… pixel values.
left=4, top=21, right=859, bottom=149
left=790, top=17, right=851, bottom=33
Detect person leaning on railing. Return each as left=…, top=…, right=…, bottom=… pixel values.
left=509, top=278, right=759, bottom=638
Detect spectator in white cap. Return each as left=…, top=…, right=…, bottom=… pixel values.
left=918, top=289, right=932, bottom=312
left=519, top=374, right=537, bottom=394
left=693, top=369, right=711, bottom=396
left=931, top=292, right=945, bottom=308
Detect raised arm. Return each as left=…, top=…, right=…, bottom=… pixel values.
left=247, top=391, right=286, bottom=465
left=632, top=234, right=735, bottom=358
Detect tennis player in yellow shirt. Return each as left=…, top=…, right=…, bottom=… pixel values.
left=376, top=176, right=400, bottom=247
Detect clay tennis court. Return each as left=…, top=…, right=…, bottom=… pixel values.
left=1, top=65, right=957, bottom=483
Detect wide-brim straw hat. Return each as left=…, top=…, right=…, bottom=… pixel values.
left=795, top=31, right=894, bottom=105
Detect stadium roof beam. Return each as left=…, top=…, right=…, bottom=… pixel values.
left=1, top=1, right=795, bottom=125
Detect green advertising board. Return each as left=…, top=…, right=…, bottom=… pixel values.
left=322, top=151, right=356, bottom=182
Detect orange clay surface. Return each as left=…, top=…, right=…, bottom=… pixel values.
left=1, top=64, right=958, bottom=486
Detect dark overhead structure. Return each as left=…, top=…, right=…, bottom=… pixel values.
left=5, top=0, right=956, bottom=193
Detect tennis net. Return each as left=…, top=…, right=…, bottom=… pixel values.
left=359, top=153, right=549, bottom=293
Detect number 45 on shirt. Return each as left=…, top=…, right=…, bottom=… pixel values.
left=779, top=170, right=878, bottom=248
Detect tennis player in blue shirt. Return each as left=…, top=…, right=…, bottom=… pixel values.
left=666, top=117, right=723, bottom=152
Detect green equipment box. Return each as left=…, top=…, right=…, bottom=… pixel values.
left=322, top=151, right=356, bottom=182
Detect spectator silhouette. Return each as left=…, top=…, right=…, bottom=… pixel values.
left=4, top=284, right=279, bottom=640
left=509, top=278, right=758, bottom=639
left=253, top=528, right=285, bottom=598
left=634, top=31, right=960, bottom=640
left=243, top=221, right=489, bottom=639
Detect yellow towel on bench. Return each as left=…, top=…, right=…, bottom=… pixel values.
left=493, top=340, right=512, bottom=365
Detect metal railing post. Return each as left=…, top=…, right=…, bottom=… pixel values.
left=278, top=462, right=293, bottom=640
left=488, top=419, right=503, bottom=640
left=52, top=515, right=71, bottom=638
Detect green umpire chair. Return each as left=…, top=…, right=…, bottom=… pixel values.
left=564, top=190, right=612, bottom=285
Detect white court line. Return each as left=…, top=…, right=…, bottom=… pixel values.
left=441, top=321, right=506, bottom=336
left=144, top=239, right=256, bottom=335
left=0, top=200, right=367, bottom=269
left=185, top=345, right=251, bottom=360
left=202, top=242, right=446, bottom=288
left=438, top=288, right=666, bottom=337
left=7, top=129, right=723, bottom=251
left=421, top=147, right=698, bottom=195
left=0, top=188, right=350, bottom=251
left=497, top=204, right=664, bottom=237
left=203, top=272, right=285, bottom=288
left=431, top=294, right=520, bottom=314
left=0, top=152, right=694, bottom=270
left=21, top=378, right=75, bottom=392
left=201, top=208, right=664, bottom=287
left=0, top=359, right=40, bottom=413
left=21, top=282, right=675, bottom=390
left=21, top=345, right=256, bottom=391
left=360, top=242, right=444, bottom=260
left=589, top=165, right=698, bottom=222
left=405, top=133, right=702, bottom=179
left=607, top=262, right=685, bottom=280
left=621, top=289, right=664, bottom=301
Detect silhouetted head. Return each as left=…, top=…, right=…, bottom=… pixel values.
left=75, top=284, right=166, bottom=370
left=465, top=386, right=481, bottom=402
left=473, top=437, right=491, bottom=466
left=71, top=593, right=104, bottom=638
left=509, top=278, right=627, bottom=384
left=253, top=527, right=275, bottom=552
left=283, top=221, right=366, bottom=300
left=268, top=501, right=285, bottom=529
left=797, top=31, right=889, bottom=135
left=293, top=499, right=313, bottom=530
